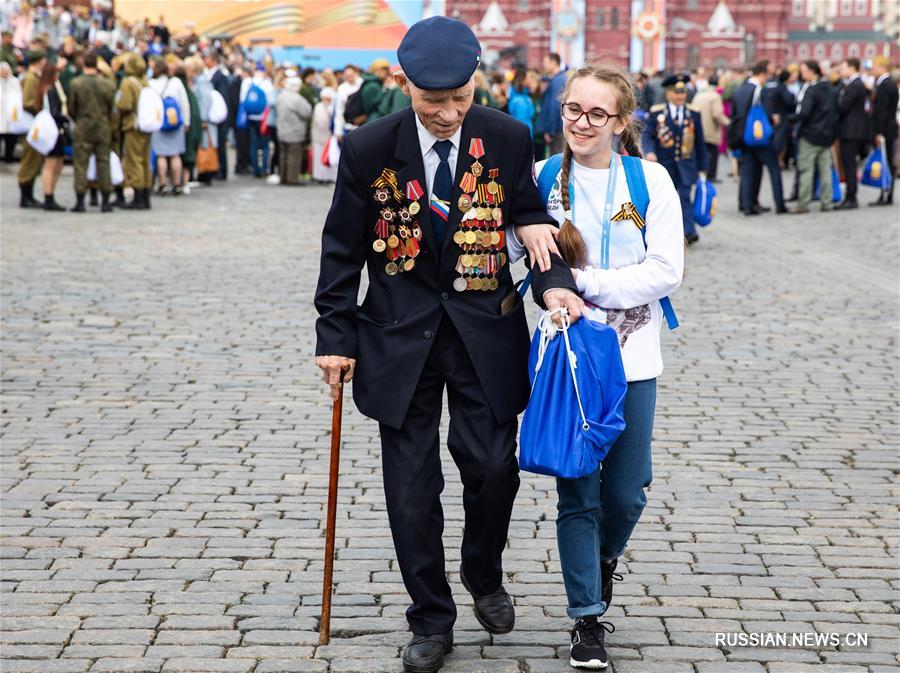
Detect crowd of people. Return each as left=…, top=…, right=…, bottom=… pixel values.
left=1, top=0, right=897, bottom=220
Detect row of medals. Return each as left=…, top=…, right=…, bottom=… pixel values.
left=372, top=188, right=421, bottom=276
left=453, top=192, right=505, bottom=292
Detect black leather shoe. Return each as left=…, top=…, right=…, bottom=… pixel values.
left=741, top=209, right=760, bottom=216
left=751, top=204, right=770, bottom=214
left=460, top=565, right=515, bottom=634
left=685, top=232, right=699, bottom=245
left=836, top=199, right=858, bottom=210
left=402, top=632, right=452, bottom=673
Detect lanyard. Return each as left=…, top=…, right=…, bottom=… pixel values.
left=569, top=152, right=619, bottom=270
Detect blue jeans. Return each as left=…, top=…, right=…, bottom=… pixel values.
left=249, top=120, right=269, bottom=176
left=555, top=378, right=656, bottom=618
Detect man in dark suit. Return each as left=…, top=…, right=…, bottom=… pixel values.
left=730, top=60, right=787, bottom=216
left=642, top=73, right=707, bottom=245
left=314, top=17, right=581, bottom=673
left=203, top=51, right=231, bottom=180
left=836, top=58, right=870, bottom=209
left=870, top=55, right=897, bottom=206
left=227, top=65, right=251, bottom=174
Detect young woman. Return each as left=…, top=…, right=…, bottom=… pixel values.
left=511, top=62, right=684, bottom=669
left=149, top=55, right=189, bottom=196
left=36, top=60, right=69, bottom=211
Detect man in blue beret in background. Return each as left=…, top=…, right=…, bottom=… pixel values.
left=642, top=73, right=707, bottom=245
left=314, top=16, right=582, bottom=673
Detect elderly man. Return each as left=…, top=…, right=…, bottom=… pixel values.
left=275, top=76, right=312, bottom=185
left=314, top=16, right=580, bottom=673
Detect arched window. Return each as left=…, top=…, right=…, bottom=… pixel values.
left=611, top=7, right=619, bottom=30
left=865, top=43, right=876, bottom=57
left=596, top=7, right=605, bottom=28
left=687, top=45, right=700, bottom=69
left=832, top=43, right=843, bottom=60
left=815, top=43, right=825, bottom=58
left=848, top=42, right=860, bottom=56
left=798, top=43, right=809, bottom=58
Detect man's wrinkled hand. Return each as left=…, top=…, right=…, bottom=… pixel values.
left=544, top=289, right=584, bottom=327
left=515, top=223, right=560, bottom=273
left=315, top=355, right=356, bottom=401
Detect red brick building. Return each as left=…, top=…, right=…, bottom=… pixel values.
left=444, top=0, right=898, bottom=71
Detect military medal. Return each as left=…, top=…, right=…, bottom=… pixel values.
left=387, top=234, right=399, bottom=248
left=385, top=262, right=399, bottom=276
left=373, top=239, right=386, bottom=253
left=458, top=193, right=473, bottom=212
left=406, top=179, right=424, bottom=215
left=468, top=138, right=485, bottom=177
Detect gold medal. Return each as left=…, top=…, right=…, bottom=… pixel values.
left=490, top=278, right=499, bottom=291
left=490, top=232, right=500, bottom=246
left=385, top=262, right=399, bottom=276
left=408, top=201, right=421, bottom=215
left=491, top=207, right=502, bottom=221
left=483, top=208, right=493, bottom=222
left=471, top=277, right=483, bottom=290
left=403, top=259, right=416, bottom=272
left=453, top=230, right=467, bottom=245
left=458, top=194, right=472, bottom=212
left=471, top=160, right=483, bottom=177
left=461, top=254, right=473, bottom=267
left=475, top=207, right=486, bottom=220
left=464, top=231, right=477, bottom=245
left=387, top=235, right=400, bottom=248
left=453, top=276, right=468, bottom=292
left=487, top=181, right=499, bottom=195
left=373, top=239, right=386, bottom=253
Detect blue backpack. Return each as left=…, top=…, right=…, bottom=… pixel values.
left=693, top=177, right=717, bottom=227
left=521, top=153, right=679, bottom=330
left=160, top=79, right=182, bottom=131
left=243, top=82, right=267, bottom=115
left=742, top=87, right=773, bottom=148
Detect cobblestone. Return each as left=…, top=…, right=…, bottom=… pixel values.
left=2, top=166, right=898, bottom=672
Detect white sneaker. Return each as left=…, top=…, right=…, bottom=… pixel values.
left=266, top=174, right=281, bottom=185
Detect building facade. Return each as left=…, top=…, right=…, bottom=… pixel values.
left=443, top=0, right=897, bottom=71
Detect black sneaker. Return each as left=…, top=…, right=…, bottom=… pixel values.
left=570, top=617, right=614, bottom=669
left=600, top=558, right=623, bottom=614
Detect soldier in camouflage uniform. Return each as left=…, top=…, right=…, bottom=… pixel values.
left=115, top=53, right=152, bottom=210
left=68, top=53, right=116, bottom=213
left=17, top=50, right=47, bottom=209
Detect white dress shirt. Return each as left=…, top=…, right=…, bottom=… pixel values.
left=414, top=113, right=462, bottom=199
left=667, top=103, right=684, bottom=124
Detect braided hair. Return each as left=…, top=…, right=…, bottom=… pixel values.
left=555, top=61, right=643, bottom=269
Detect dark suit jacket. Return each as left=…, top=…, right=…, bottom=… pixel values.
left=729, top=80, right=776, bottom=149
left=641, top=104, right=707, bottom=185
left=872, top=75, right=899, bottom=140
left=315, top=105, right=577, bottom=429
left=838, top=77, right=869, bottom=141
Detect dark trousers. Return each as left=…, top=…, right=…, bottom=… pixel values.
left=234, top=124, right=250, bottom=171
left=269, top=127, right=279, bottom=174
left=215, top=123, right=228, bottom=179
left=2, top=133, right=17, bottom=162
left=378, top=315, right=519, bottom=635
left=671, top=171, right=696, bottom=238
left=883, top=136, right=896, bottom=201
left=839, top=138, right=865, bottom=202
left=740, top=144, right=784, bottom=212
left=704, top=142, right=719, bottom=181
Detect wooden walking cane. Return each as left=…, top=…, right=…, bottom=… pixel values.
left=319, top=363, right=349, bottom=646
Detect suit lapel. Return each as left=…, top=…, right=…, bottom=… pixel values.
left=441, top=112, right=477, bottom=257
left=393, top=108, right=439, bottom=258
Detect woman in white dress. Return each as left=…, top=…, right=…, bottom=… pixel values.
left=310, top=86, right=337, bottom=183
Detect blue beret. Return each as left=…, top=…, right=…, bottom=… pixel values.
left=662, top=73, right=690, bottom=89
left=397, top=17, right=481, bottom=91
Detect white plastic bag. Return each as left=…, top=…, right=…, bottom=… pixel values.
left=86, top=152, right=125, bottom=185
left=327, top=134, right=340, bottom=167
left=208, top=89, right=227, bottom=124
left=136, top=83, right=163, bottom=133
left=26, top=108, right=59, bottom=155
left=4, top=86, right=33, bottom=134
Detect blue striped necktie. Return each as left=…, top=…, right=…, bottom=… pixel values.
left=430, top=139, right=453, bottom=246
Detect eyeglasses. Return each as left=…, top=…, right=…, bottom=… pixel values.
left=561, top=102, right=618, bottom=128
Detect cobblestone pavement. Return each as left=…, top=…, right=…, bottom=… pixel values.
left=2, top=163, right=898, bottom=673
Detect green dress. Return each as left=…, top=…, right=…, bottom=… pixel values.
left=182, top=84, right=203, bottom=167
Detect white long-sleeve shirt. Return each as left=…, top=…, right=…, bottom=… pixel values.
left=508, top=157, right=684, bottom=381
left=333, top=77, right=362, bottom=138
left=149, top=75, right=190, bottom=129
left=239, top=74, right=275, bottom=122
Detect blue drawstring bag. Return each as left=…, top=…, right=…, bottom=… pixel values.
left=742, top=88, right=773, bottom=148
left=813, top=164, right=842, bottom=203
left=861, top=142, right=892, bottom=190
left=236, top=103, right=249, bottom=130
left=693, top=177, right=717, bottom=227
left=519, top=311, right=628, bottom=479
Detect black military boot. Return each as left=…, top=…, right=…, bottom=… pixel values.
left=89, top=188, right=99, bottom=206
left=110, top=185, right=127, bottom=208
left=70, top=193, right=87, bottom=212
left=43, top=193, right=65, bottom=211
left=19, top=182, right=41, bottom=208
left=139, top=188, right=151, bottom=210
left=100, top=191, right=113, bottom=213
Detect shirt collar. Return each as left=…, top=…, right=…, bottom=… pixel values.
left=414, top=112, right=462, bottom=159
left=749, top=76, right=762, bottom=87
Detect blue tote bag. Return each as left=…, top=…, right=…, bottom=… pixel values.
left=519, top=312, right=628, bottom=479
left=861, top=140, right=893, bottom=190
left=693, top=177, right=717, bottom=227
left=742, top=87, right=773, bottom=148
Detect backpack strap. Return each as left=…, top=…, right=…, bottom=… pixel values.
left=621, top=155, right=679, bottom=330
left=519, top=153, right=564, bottom=297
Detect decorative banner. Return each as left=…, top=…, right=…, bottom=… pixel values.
left=550, top=0, right=585, bottom=69
left=630, top=0, right=667, bottom=73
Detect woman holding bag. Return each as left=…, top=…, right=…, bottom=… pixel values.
left=36, top=60, right=70, bottom=211
left=509, top=62, right=683, bottom=670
